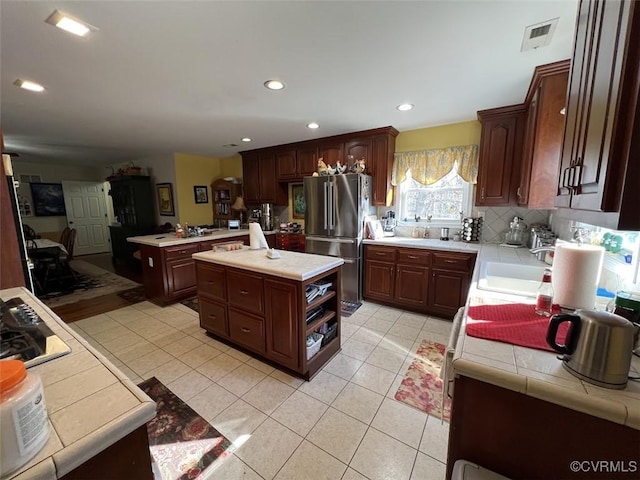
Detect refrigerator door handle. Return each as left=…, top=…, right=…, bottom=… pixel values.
left=328, top=181, right=335, bottom=230
left=305, top=236, right=357, bottom=244
left=323, top=181, right=329, bottom=230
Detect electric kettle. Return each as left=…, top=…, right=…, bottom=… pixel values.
left=546, top=309, right=635, bottom=389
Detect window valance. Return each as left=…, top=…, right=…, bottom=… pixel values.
left=391, top=144, right=479, bottom=186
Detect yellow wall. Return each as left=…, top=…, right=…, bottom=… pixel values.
left=221, top=154, right=244, bottom=179
left=174, top=153, right=223, bottom=225
left=395, top=120, right=481, bottom=152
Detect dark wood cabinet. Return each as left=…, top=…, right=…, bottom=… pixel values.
left=242, top=126, right=398, bottom=207
left=518, top=61, right=570, bottom=209
left=476, top=106, right=527, bottom=206
left=265, top=279, right=299, bottom=370
left=364, top=245, right=475, bottom=318
left=108, top=176, right=155, bottom=264
left=555, top=0, right=640, bottom=230
left=196, top=259, right=342, bottom=379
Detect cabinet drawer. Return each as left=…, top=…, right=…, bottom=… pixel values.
left=229, top=308, right=265, bottom=354
left=365, top=245, right=397, bottom=262
left=196, top=263, right=226, bottom=301
left=432, top=252, right=475, bottom=272
left=198, top=240, right=216, bottom=251
left=227, top=271, right=264, bottom=315
left=199, top=297, right=228, bottom=337
left=397, top=248, right=430, bottom=266
left=164, top=243, right=199, bottom=260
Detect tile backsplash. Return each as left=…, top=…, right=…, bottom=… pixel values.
left=474, top=207, right=550, bottom=243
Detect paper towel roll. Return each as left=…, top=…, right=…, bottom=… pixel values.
left=249, top=222, right=269, bottom=250
left=552, top=244, right=604, bottom=309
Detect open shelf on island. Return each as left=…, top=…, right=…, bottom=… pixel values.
left=305, top=310, right=336, bottom=335
left=306, top=289, right=336, bottom=310
left=306, top=334, right=340, bottom=373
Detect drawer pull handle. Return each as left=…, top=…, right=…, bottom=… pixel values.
left=407, top=255, right=418, bottom=259
left=207, top=281, right=216, bottom=284
left=208, top=314, right=216, bottom=319
left=240, top=290, right=249, bottom=295
left=241, top=327, right=250, bottom=333
left=375, top=252, right=387, bottom=256
left=180, top=250, right=187, bottom=254
left=444, top=259, right=457, bottom=264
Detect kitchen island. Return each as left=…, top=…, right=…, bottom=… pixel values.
left=127, top=230, right=275, bottom=305
left=193, top=248, right=343, bottom=379
left=1, top=287, right=156, bottom=480
left=445, top=243, right=640, bottom=480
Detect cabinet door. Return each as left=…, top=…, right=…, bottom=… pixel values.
left=429, top=268, right=469, bottom=317
left=319, top=142, right=344, bottom=166
left=167, top=259, right=197, bottom=299
left=242, top=153, right=261, bottom=204
left=518, top=90, right=539, bottom=206
left=265, top=279, right=299, bottom=370
left=476, top=108, right=526, bottom=206
left=196, top=262, right=226, bottom=301
left=345, top=137, right=372, bottom=166
left=228, top=308, right=266, bottom=354
left=394, top=265, right=429, bottom=309
left=297, top=145, right=318, bottom=178
left=199, top=297, right=228, bottom=337
left=276, top=149, right=298, bottom=182
left=371, top=134, right=394, bottom=206
left=364, top=260, right=395, bottom=301
left=227, top=270, right=264, bottom=315
left=258, top=151, right=277, bottom=203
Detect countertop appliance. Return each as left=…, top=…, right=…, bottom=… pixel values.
left=381, top=210, right=396, bottom=237
left=1, top=297, right=71, bottom=367
left=304, top=174, right=373, bottom=303
left=546, top=309, right=635, bottom=389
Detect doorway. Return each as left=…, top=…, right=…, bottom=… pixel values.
left=62, top=180, right=111, bottom=256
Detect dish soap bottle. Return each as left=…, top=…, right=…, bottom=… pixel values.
left=535, top=268, right=554, bottom=316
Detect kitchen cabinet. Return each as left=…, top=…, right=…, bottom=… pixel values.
left=212, top=178, right=242, bottom=223
left=364, top=245, right=474, bottom=318
left=138, top=234, right=249, bottom=305
left=195, top=257, right=342, bottom=379
left=555, top=0, right=640, bottom=230
left=518, top=60, right=570, bottom=209
left=108, top=176, right=155, bottom=264
left=475, top=105, right=527, bottom=206
left=242, top=151, right=288, bottom=206
left=276, top=232, right=305, bottom=252
left=241, top=126, right=398, bottom=207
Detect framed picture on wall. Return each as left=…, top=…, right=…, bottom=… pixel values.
left=157, top=183, right=175, bottom=216
left=194, top=185, right=208, bottom=204
left=30, top=183, right=66, bottom=216
left=292, top=183, right=305, bottom=219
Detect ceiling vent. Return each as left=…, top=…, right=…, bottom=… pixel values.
left=223, top=143, right=239, bottom=148
left=521, top=17, right=559, bottom=52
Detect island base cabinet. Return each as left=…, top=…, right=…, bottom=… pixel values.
left=228, top=308, right=266, bottom=354
left=265, top=279, right=299, bottom=371
left=199, top=297, right=228, bottom=337
left=447, top=376, right=640, bottom=480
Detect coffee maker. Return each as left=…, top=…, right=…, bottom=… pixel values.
left=382, top=211, right=396, bottom=237
left=259, top=203, right=273, bottom=231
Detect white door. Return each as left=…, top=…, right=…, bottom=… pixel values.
left=62, top=181, right=110, bottom=256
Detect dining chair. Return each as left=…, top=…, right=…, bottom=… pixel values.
left=60, top=227, right=71, bottom=250
left=65, top=228, right=77, bottom=260
left=22, top=224, right=41, bottom=240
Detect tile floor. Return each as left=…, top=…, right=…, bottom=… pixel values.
left=68, top=300, right=453, bottom=480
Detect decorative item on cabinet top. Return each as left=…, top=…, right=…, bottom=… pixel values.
left=315, top=156, right=365, bottom=176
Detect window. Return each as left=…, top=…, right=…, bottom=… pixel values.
left=397, top=168, right=473, bottom=225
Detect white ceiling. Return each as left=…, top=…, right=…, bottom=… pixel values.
left=1, top=1, right=578, bottom=167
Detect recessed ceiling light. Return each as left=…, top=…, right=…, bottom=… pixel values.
left=307, top=123, right=320, bottom=129
left=264, top=80, right=285, bottom=90
left=397, top=103, right=414, bottom=111
left=241, top=137, right=252, bottom=142
left=45, top=10, right=98, bottom=37
left=14, top=79, right=45, bottom=92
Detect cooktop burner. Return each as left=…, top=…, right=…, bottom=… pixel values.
left=0, top=297, right=71, bottom=367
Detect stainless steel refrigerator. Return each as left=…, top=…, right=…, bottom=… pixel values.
left=304, top=174, right=373, bottom=303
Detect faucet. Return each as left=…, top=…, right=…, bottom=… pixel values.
left=529, top=246, right=555, bottom=254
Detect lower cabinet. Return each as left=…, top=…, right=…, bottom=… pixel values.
left=196, top=260, right=342, bottom=379
left=364, top=244, right=476, bottom=318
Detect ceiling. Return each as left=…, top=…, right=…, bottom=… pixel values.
left=1, top=1, right=578, bottom=167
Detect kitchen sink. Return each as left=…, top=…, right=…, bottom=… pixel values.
left=477, top=261, right=546, bottom=297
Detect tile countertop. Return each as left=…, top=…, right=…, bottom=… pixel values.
left=363, top=237, right=481, bottom=253
left=449, top=242, right=640, bottom=431
left=193, top=248, right=344, bottom=281
left=1, top=287, right=157, bottom=480
left=127, top=229, right=276, bottom=248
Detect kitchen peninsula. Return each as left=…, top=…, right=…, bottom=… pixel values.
left=128, top=230, right=275, bottom=305
left=192, top=248, right=343, bottom=379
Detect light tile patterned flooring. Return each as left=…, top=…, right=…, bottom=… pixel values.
left=69, top=300, right=453, bottom=480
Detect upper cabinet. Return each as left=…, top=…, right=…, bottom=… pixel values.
left=241, top=126, right=398, bottom=206
left=555, top=0, right=640, bottom=230
left=518, top=60, right=570, bottom=209
left=475, top=105, right=527, bottom=206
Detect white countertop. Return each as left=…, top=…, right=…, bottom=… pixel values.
left=127, top=230, right=276, bottom=248
left=193, top=248, right=344, bottom=281
left=363, top=237, right=481, bottom=253
left=447, top=243, right=640, bottom=430
left=1, top=287, right=157, bottom=480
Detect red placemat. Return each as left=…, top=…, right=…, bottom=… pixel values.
left=466, top=303, right=566, bottom=352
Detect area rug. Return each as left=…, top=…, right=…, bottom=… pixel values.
left=394, top=340, right=451, bottom=421
left=341, top=300, right=362, bottom=317
left=138, top=376, right=232, bottom=480
left=181, top=296, right=200, bottom=314
left=117, top=285, right=146, bottom=304
left=40, top=259, right=141, bottom=308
